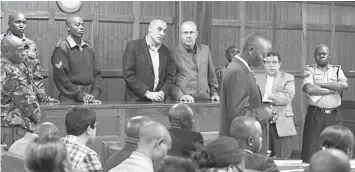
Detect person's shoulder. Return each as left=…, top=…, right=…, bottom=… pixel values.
left=199, top=44, right=210, bottom=49
left=83, top=40, right=93, bottom=49
left=282, top=71, right=295, bottom=80
left=329, top=64, right=342, bottom=70
left=54, top=38, right=69, bottom=50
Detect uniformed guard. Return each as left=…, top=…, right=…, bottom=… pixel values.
left=1, top=35, right=42, bottom=147
left=301, top=44, right=348, bottom=163
left=0, top=12, right=58, bottom=103
left=51, top=15, right=102, bottom=103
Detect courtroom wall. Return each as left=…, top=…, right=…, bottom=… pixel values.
left=1, top=1, right=355, bottom=152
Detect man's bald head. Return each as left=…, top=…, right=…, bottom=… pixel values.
left=148, top=19, right=167, bottom=45
left=65, top=15, right=84, bottom=38
left=241, top=32, right=271, bottom=68
left=8, top=12, right=27, bottom=37
left=1, top=35, right=25, bottom=64
left=230, top=116, right=263, bottom=153
left=34, top=122, right=60, bottom=138
left=314, top=44, right=329, bottom=55
left=180, top=21, right=198, bottom=49
left=180, top=21, right=197, bottom=32
left=138, top=121, right=172, bottom=162
left=168, top=104, right=194, bottom=129
left=125, top=116, right=152, bottom=140
left=309, top=149, right=350, bottom=172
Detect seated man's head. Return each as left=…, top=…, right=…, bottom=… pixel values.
left=25, top=135, right=70, bottom=172
left=137, top=120, right=172, bottom=165
left=320, top=124, right=354, bottom=159
left=124, top=116, right=152, bottom=148
left=225, top=46, right=239, bottom=63
left=230, top=116, right=263, bottom=153
left=65, top=106, right=97, bottom=144
left=202, top=136, right=245, bottom=170
left=168, top=103, right=194, bottom=130
left=158, top=156, right=197, bottom=172
left=309, top=148, right=350, bottom=172
left=34, top=122, right=60, bottom=138
left=1, top=35, right=26, bottom=64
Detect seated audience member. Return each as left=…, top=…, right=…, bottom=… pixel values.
left=168, top=103, right=203, bottom=158
left=51, top=15, right=101, bottom=103
left=62, top=106, right=102, bottom=171
left=158, top=156, right=198, bottom=172
left=320, top=124, right=354, bottom=159
left=122, top=19, right=175, bottom=101
left=230, top=116, right=279, bottom=172
left=8, top=122, right=59, bottom=157
left=104, top=116, right=153, bottom=172
left=308, top=149, right=350, bottom=172
left=215, top=45, right=240, bottom=91
left=109, top=121, right=172, bottom=172
left=25, top=135, right=71, bottom=172
left=192, top=136, right=245, bottom=172
left=1, top=150, right=25, bottom=172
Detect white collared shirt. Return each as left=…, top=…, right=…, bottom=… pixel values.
left=234, top=55, right=252, bottom=72
left=67, top=35, right=86, bottom=51
left=8, top=132, right=38, bottom=157
left=109, top=151, right=154, bottom=172
left=145, top=36, right=161, bottom=91
left=264, top=75, right=275, bottom=101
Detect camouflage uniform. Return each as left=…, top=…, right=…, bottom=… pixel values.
left=0, top=29, right=52, bottom=102
left=1, top=57, right=41, bottom=146
left=215, top=64, right=228, bottom=93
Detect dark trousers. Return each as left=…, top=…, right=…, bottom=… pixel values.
left=301, top=106, right=340, bottom=163
left=259, top=123, right=269, bottom=155
left=1, top=125, right=27, bottom=149
left=269, top=123, right=293, bottom=159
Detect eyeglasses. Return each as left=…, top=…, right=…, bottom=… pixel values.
left=264, top=60, right=279, bottom=65
left=182, top=31, right=196, bottom=36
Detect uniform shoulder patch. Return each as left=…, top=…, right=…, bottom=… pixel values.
left=302, top=73, right=310, bottom=79
left=54, top=61, right=62, bottom=69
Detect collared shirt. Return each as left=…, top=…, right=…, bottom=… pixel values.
left=67, top=35, right=87, bottom=51
left=8, top=132, right=38, bottom=157
left=303, top=64, right=347, bottom=108
left=244, top=149, right=254, bottom=154
left=61, top=135, right=103, bottom=172
left=145, top=36, right=161, bottom=91
left=234, top=55, right=252, bottom=72
left=0, top=58, right=41, bottom=132
left=108, top=151, right=154, bottom=172
left=263, top=75, right=275, bottom=102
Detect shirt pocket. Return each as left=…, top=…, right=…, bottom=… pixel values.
left=313, top=72, right=323, bottom=84
left=329, top=73, right=338, bottom=83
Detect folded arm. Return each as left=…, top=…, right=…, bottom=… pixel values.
left=269, top=76, right=295, bottom=105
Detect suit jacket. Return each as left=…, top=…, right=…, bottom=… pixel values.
left=122, top=37, right=175, bottom=101
left=171, top=43, right=218, bottom=100
left=256, top=71, right=297, bottom=137
left=168, top=128, right=204, bottom=158
left=244, top=152, right=279, bottom=172
left=219, top=57, right=272, bottom=136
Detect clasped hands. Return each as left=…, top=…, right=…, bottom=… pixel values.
left=83, top=94, right=101, bottom=104
left=146, top=90, right=165, bottom=102
left=178, top=94, right=219, bottom=103
left=266, top=106, right=279, bottom=124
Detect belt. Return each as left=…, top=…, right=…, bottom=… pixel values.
left=309, top=105, right=338, bottom=115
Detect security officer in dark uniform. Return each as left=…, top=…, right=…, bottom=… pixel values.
left=301, top=44, right=348, bottom=163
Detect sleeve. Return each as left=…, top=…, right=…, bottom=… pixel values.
left=160, top=49, right=176, bottom=98
left=83, top=153, right=103, bottom=172
left=31, top=58, right=50, bottom=101
left=207, top=47, right=219, bottom=96
left=4, top=71, right=41, bottom=125
left=263, top=157, right=280, bottom=172
left=302, top=66, right=314, bottom=87
left=271, top=74, right=295, bottom=105
left=337, top=66, right=348, bottom=82
left=224, top=71, right=272, bottom=125
left=51, top=45, right=86, bottom=102
left=91, top=50, right=102, bottom=98
left=122, top=42, right=149, bottom=97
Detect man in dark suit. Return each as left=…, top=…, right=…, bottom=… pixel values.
left=219, top=32, right=277, bottom=154
left=123, top=19, right=175, bottom=101
left=103, top=116, right=152, bottom=172
left=167, top=103, right=203, bottom=158
left=230, top=116, right=279, bottom=172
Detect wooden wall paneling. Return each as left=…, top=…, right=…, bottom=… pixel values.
left=132, top=1, right=140, bottom=40
left=245, top=1, right=272, bottom=22
left=196, top=1, right=212, bottom=47
left=239, top=1, right=245, bottom=49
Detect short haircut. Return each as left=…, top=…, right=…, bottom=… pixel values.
left=158, top=156, right=197, bottom=172
left=265, top=52, right=281, bottom=63
left=225, top=45, right=239, bottom=55
left=25, top=135, right=68, bottom=172
left=168, top=103, right=193, bottom=121
left=65, top=106, right=97, bottom=136
left=320, top=124, right=355, bottom=153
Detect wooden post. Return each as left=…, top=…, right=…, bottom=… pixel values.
left=272, top=1, right=277, bottom=49
left=132, top=1, right=140, bottom=40
left=330, top=2, right=336, bottom=64
left=48, top=1, right=56, bottom=98
left=239, top=1, right=246, bottom=49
